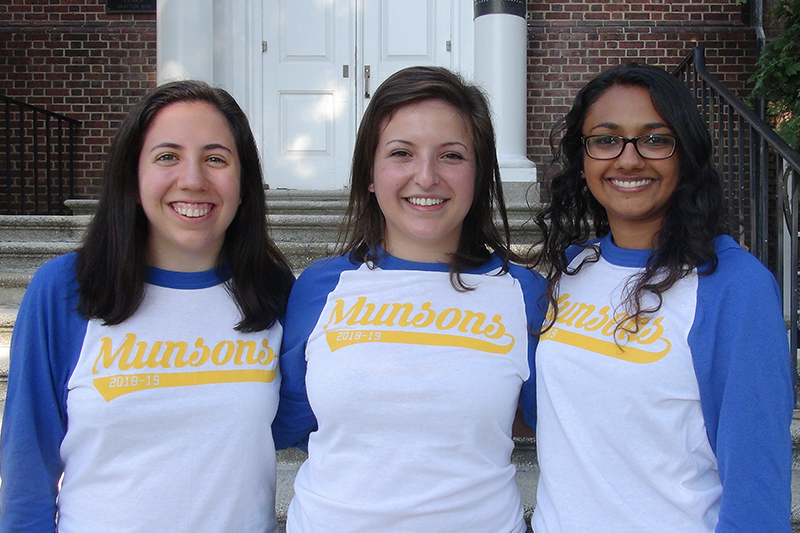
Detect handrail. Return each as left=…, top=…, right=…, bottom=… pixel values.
left=1, top=95, right=80, bottom=215
left=678, top=47, right=800, bottom=171
left=674, top=45, right=799, bottom=401
left=0, top=96, right=81, bottom=128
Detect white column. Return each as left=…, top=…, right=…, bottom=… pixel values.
left=473, top=0, right=536, bottom=189
left=157, top=0, right=215, bottom=85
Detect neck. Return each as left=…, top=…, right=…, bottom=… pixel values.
left=607, top=219, right=660, bottom=250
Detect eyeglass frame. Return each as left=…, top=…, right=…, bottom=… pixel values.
left=581, top=133, right=679, bottom=160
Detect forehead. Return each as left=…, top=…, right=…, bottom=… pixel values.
left=583, top=85, right=670, bottom=133
left=145, top=101, right=233, bottom=140
left=379, top=99, right=471, bottom=137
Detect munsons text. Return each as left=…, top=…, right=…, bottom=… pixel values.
left=91, top=334, right=276, bottom=374
left=323, top=297, right=511, bottom=341
left=550, top=293, right=666, bottom=345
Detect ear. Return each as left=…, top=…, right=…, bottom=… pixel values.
left=368, top=183, right=375, bottom=193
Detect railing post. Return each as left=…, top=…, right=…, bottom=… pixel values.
left=18, top=103, right=25, bottom=214
left=4, top=100, right=10, bottom=214
left=1, top=95, right=79, bottom=215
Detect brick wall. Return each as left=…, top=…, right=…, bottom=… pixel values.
left=1, top=1, right=761, bottom=200
left=0, top=0, right=156, bottom=200
left=526, top=0, right=759, bottom=179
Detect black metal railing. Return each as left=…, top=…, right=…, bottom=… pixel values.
left=674, top=45, right=800, bottom=395
left=1, top=95, right=79, bottom=215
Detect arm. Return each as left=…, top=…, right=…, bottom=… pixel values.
left=511, top=264, right=548, bottom=432
left=0, top=255, right=87, bottom=532
left=690, top=243, right=793, bottom=532
left=272, top=257, right=351, bottom=450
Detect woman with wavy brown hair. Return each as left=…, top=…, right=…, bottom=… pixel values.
left=273, top=66, right=546, bottom=532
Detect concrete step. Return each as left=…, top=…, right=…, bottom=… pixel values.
left=0, top=215, right=342, bottom=274
left=0, top=215, right=91, bottom=242
left=0, top=189, right=543, bottom=278
left=0, top=241, right=82, bottom=273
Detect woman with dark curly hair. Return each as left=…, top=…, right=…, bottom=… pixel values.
left=528, top=63, right=792, bottom=532
left=0, top=80, right=293, bottom=532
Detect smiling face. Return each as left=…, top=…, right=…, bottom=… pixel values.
left=582, top=85, right=680, bottom=249
left=372, top=99, right=475, bottom=263
left=138, top=101, right=241, bottom=271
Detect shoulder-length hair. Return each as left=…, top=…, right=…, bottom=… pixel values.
left=338, top=65, right=515, bottom=289
left=533, top=63, right=726, bottom=331
left=75, top=80, right=293, bottom=332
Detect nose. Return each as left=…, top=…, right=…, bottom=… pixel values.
left=413, top=156, right=439, bottom=188
left=176, top=159, right=209, bottom=190
left=614, top=140, right=646, bottom=169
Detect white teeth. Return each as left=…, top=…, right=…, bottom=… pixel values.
left=174, top=205, right=211, bottom=218
left=407, top=197, right=445, bottom=206
left=611, top=179, right=652, bottom=189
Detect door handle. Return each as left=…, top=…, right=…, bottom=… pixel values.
left=364, top=65, right=371, bottom=99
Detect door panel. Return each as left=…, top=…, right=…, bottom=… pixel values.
left=360, top=0, right=452, bottom=119
left=262, top=0, right=353, bottom=189
left=261, top=0, right=452, bottom=190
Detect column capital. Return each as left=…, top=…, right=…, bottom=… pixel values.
left=473, top=0, right=526, bottom=20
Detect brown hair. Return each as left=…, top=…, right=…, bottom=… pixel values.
left=76, top=80, right=293, bottom=331
left=338, top=66, right=515, bottom=288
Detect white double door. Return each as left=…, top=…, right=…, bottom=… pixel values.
left=261, top=0, right=455, bottom=190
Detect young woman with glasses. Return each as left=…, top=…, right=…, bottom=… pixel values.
left=527, top=63, right=792, bottom=532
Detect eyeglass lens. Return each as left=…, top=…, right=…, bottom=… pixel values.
left=584, top=134, right=676, bottom=160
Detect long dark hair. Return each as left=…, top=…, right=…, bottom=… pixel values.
left=339, top=66, right=515, bottom=288
left=75, top=80, right=293, bottom=332
left=533, top=63, right=726, bottom=331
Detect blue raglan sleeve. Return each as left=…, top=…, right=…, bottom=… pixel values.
left=689, top=239, right=793, bottom=532
left=272, top=257, right=349, bottom=450
left=511, top=264, right=548, bottom=431
left=0, top=254, right=87, bottom=532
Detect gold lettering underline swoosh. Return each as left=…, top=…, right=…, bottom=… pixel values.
left=325, top=329, right=514, bottom=354
left=93, top=369, right=277, bottom=402
left=543, top=327, right=670, bottom=364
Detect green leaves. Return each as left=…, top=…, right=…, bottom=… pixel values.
left=751, top=0, right=800, bottom=149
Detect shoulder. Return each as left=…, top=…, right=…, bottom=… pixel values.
left=712, top=235, right=771, bottom=274
left=566, top=238, right=602, bottom=264
left=702, top=235, right=778, bottom=293
left=506, top=261, right=547, bottom=291
left=30, top=252, right=78, bottom=285
left=293, top=255, right=360, bottom=288
left=288, top=255, right=361, bottom=308
left=693, top=236, right=783, bottom=335
left=23, top=253, right=80, bottom=303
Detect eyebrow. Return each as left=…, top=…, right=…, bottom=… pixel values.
left=588, top=121, right=671, bottom=132
left=384, top=139, right=470, bottom=150
left=148, top=142, right=234, bottom=153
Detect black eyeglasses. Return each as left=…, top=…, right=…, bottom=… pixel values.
left=582, top=134, right=678, bottom=160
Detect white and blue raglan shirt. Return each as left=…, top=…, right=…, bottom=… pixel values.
left=273, top=251, right=547, bottom=533
left=530, top=233, right=793, bottom=533
left=0, top=253, right=284, bottom=533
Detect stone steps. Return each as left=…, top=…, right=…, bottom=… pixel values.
left=0, top=185, right=542, bottom=276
